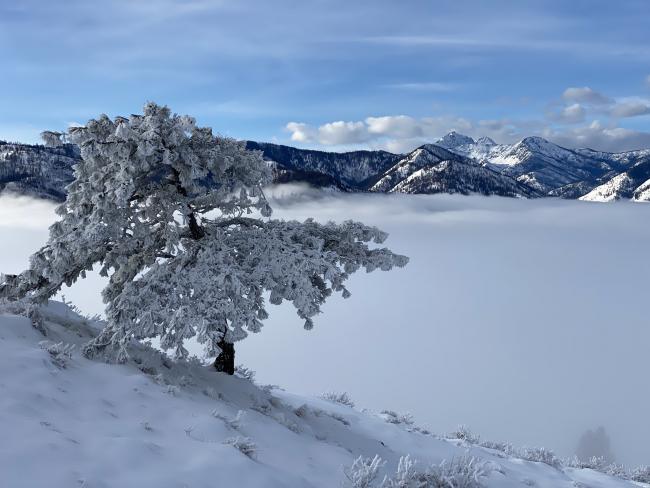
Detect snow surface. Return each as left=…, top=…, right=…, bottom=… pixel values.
left=579, top=173, right=635, bottom=202
left=1, top=302, right=647, bottom=488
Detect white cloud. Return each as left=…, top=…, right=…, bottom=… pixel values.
left=609, top=100, right=650, bottom=118
left=317, top=121, right=369, bottom=145
left=287, top=116, right=473, bottom=152
left=562, top=86, right=611, bottom=105
left=543, top=120, right=650, bottom=152
left=285, top=122, right=316, bottom=143
left=365, top=115, right=423, bottom=138
left=554, top=103, right=586, bottom=124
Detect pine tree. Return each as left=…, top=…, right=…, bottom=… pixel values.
left=1, top=103, right=408, bottom=373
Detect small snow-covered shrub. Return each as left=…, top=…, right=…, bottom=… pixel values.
left=565, top=455, right=606, bottom=471
left=293, top=404, right=311, bottom=418
left=345, top=455, right=491, bottom=488
left=605, top=463, right=628, bottom=479
left=223, top=436, right=257, bottom=459
left=479, top=440, right=512, bottom=453
left=212, top=409, right=245, bottom=430
left=321, top=391, right=355, bottom=408
left=39, top=340, right=75, bottom=368
left=515, top=447, right=562, bottom=469
left=260, top=383, right=280, bottom=394
left=448, top=425, right=480, bottom=444
left=630, top=465, right=650, bottom=483
left=380, top=410, right=414, bottom=426
left=344, top=455, right=385, bottom=488
left=417, top=456, right=491, bottom=488
left=565, top=456, right=636, bottom=481
left=234, top=365, right=256, bottom=382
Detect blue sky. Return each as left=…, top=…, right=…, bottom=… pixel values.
left=1, top=0, right=650, bottom=152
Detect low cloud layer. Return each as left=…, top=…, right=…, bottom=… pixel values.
left=286, top=82, right=650, bottom=153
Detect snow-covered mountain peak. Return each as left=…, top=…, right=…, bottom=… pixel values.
left=436, top=131, right=475, bottom=149
left=476, top=136, right=497, bottom=146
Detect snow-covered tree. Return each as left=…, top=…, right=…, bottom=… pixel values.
left=0, top=103, right=408, bottom=373
left=575, top=426, right=616, bottom=464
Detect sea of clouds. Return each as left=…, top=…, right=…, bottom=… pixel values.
left=1, top=188, right=649, bottom=466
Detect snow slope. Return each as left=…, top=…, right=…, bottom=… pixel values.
left=369, top=144, right=537, bottom=197
left=580, top=159, right=650, bottom=202
left=1, top=301, right=647, bottom=488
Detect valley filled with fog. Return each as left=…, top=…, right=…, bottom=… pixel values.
left=1, top=188, right=649, bottom=466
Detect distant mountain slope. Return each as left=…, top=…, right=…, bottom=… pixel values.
left=2, top=134, right=650, bottom=202
left=0, top=140, right=399, bottom=201
left=437, top=133, right=616, bottom=193
left=0, top=141, right=79, bottom=200
left=580, top=159, right=650, bottom=202
left=246, top=141, right=400, bottom=187
left=371, top=144, right=538, bottom=197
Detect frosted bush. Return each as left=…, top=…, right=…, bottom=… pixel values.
left=514, top=447, right=562, bottom=469
left=39, top=340, right=75, bottom=369
left=223, top=436, right=257, bottom=459
left=448, top=425, right=480, bottom=444
left=321, top=391, right=355, bottom=408
left=234, top=365, right=256, bottom=382
left=346, top=454, right=491, bottom=488
left=380, top=410, right=414, bottom=426
left=630, top=465, right=650, bottom=483
left=605, top=463, right=628, bottom=479
left=212, top=409, right=245, bottom=430
left=479, top=440, right=512, bottom=453
left=565, top=455, right=608, bottom=471
left=344, top=455, right=385, bottom=488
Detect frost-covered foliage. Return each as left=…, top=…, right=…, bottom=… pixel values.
left=222, top=436, right=257, bottom=459
left=234, top=365, right=256, bottom=382
left=564, top=456, right=650, bottom=483
left=39, top=340, right=75, bottom=368
left=630, top=465, right=650, bottom=483
left=344, top=455, right=491, bottom=488
left=321, top=391, right=355, bottom=408
left=212, top=409, right=246, bottom=430
left=380, top=410, right=414, bottom=426
left=565, top=455, right=609, bottom=471
left=513, top=447, right=562, bottom=469
left=478, top=440, right=512, bottom=453
left=345, top=455, right=385, bottom=488
left=448, top=425, right=480, bottom=444
left=0, top=103, right=407, bottom=363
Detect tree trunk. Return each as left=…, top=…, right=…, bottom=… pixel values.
left=213, top=339, right=235, bottom=375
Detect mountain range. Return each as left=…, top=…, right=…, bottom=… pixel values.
left=2, top=133, right=650, bottom=202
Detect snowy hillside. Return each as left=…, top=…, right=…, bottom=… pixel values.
left=2, top=301, right=649, bottom=488
left=0, top=141, right=78, bottom=200
left=370, top=144, right=537, bottom=197
left=580, top=160, right=650, bottom=202
left=436, top=133, right=617, bottom=193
